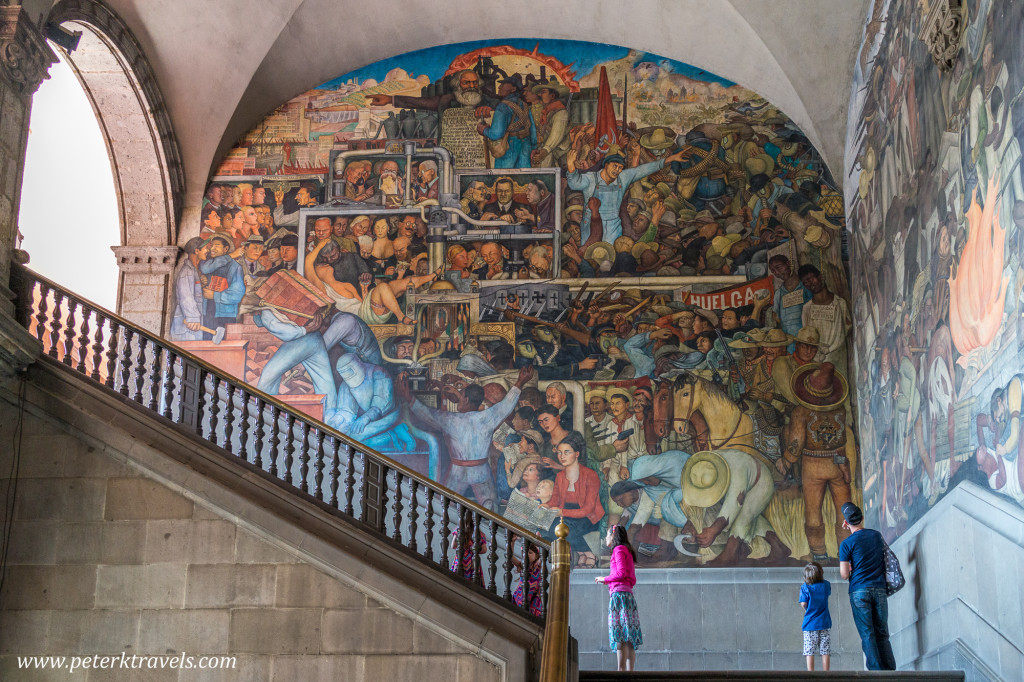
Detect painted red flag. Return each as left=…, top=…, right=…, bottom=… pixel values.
left=593, top=66, right=618, bottom=155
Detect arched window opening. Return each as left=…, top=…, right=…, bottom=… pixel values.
left=19, top=50, right=119, bottom=310
left=27, top=2, right=184, bottom=335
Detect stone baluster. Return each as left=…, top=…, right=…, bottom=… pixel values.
left=253, top=398, right=265, bottom=469
left=76, top=306, right=91, bottom=374
left=424, top=488, right=435, bottom=562
left=148, top=345, right=163, bottom=411
left=162, top=350, right=177, bottom=419
left=267, top=405, right=280, bottom=477
left=487, top=519, right=498, bottom=592
left=90, top=311, right=105, bottom=382
left=207, top=376, right=221, bottom=443
left=104, top=319, right=119, bottom=389
left=62, top=296, right=78, bottom=366
left=222, top=383, right=235, bottom=451
left=237, top=391, right=250, bottom=461
left=441, top=498, right=451, bottom=570
left=473, top=511, right=483, bottom=584
left=313, top=428, right=324, bottom=501
left=48, top=289, right=63, bottom=358
left=118, top=328, right=134, bottom=396
left=329, top=437, right=340, bottom=509
left=455, top=506, right=467, bottom=578
left=282, top=412, right=295, bottom=485
left=298, top=420, right=310, bottom=493
left=132, top=335, right=148, bottom=402
left=408, top=479, right=419, bottom=553
left=343, top=442, right=355, bottom=516
left=33, top=281, right=49, bottom=343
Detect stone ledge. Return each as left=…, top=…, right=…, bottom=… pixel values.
left=111, top=245, right=179, bottom=275
left=0, top=306, right=40, bottom=378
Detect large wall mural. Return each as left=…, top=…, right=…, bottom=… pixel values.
left=171, top=39, right=855, bottom=568
left=846, top=0, right=1024, bottom=540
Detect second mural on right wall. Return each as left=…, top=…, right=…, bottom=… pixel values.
left=846, top=0, right=1024, bottom=538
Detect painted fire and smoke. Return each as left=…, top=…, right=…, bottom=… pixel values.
left=172, top=39, right=857, bottom=568
left=846, top=0, right=1024, bottom=540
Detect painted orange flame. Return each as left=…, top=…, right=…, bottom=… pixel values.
left=446, top=45, right=579, bottom=91
left=948, top=177, right=1009, bottom=366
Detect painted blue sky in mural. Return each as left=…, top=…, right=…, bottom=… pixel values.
left=199, top=31, right=851, bottom=569
left=318, top=38, right=737, bottom=90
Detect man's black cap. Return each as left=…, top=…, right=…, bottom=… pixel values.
left=841, top=502, right=863, bottom=525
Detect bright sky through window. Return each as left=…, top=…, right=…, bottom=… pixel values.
left=19, top=51, right=119, bottom=311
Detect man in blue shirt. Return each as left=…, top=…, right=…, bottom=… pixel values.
left=476, top=74, right=537, bottom=169
left=567, top=145, right=690, bottom=246
left=838, top=502, right=896, bottom=670
left=198, top=234, right=245, bottom=328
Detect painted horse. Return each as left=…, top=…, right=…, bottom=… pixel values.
left=668, top=371, right=782, bottom=460
left=669, top=371, right=837, bottom=562
left=653, top=378, right=711, bottom=452
left=670, top=372, right=760, bottom=456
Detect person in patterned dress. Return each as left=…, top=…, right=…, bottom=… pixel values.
left=512, top=540, right=545, bottom=617
left=594, top=524, right=642, bottom=671
left=449, top=507, right=487, bottom=585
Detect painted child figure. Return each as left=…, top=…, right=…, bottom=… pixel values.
left=799, top=561, right=832, bottom=671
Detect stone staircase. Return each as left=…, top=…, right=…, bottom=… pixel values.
left=579, top=671, right=965, bottom=681
left=1, top=265, right=551, bottom=680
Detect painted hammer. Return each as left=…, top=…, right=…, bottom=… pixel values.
left=195, top=325, right=226, bottom=344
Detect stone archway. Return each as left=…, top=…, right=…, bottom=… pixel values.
left=46, top=0, right=184, bottom=334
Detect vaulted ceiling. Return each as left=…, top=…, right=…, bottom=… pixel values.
left=40, top=0, right=871, bottom=206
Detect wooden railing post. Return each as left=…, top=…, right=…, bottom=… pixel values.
left=539, top=519, right=572, bottom=682
left=362, top=456, right=385, bottom=532
left=177, top=357, right=204, bottom=430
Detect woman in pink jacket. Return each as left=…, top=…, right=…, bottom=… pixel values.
left=594, top=524, right=642, bottom=671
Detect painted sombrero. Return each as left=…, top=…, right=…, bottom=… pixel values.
left=791, top=361, right=848, bottom=411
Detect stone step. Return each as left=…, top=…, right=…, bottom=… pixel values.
left=580, top=672, right=965, bottom=682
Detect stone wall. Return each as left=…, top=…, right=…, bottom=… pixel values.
left=568, top=566, right=863, bottom=672
left=0, top=366, right=540, bottom=681
left=888, top=482, right=1024, bottom=681
left=0, top=5, right=57, bottom=315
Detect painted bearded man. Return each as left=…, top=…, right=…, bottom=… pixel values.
left=365, top=69, right=496, bottom=121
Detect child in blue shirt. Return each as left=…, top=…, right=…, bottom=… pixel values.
left=799, top=561, right=832, bottom=671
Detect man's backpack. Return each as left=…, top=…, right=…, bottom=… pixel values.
left=882, top=541, right=905, bottom=596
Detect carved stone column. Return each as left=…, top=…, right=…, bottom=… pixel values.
left=0, top=6, right=57, bottom=378
left=112, top=244, right=179, bottom=335
left=919, top=0, right=965, bottom=71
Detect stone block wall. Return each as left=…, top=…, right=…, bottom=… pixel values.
left=888, top=482, right=1024, bottom=682
left=569, top=566, right=864, bottom=672
left=0, top=390, right=514, bottom=681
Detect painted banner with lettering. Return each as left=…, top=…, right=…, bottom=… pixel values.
left=684, top=276, right=774, bottom=311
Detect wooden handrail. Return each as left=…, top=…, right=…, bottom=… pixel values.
left=12, top=264, right=505, bottom=523
left=10, top=263, right=551, bottom=621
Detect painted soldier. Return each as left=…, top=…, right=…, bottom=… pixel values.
left=776, top=362, right=852, bottom=561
